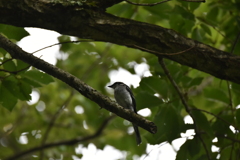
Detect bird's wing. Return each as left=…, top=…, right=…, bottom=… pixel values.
left=125, top=85, right=137, bottom=114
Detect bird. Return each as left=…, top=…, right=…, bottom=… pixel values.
left=108, top=82, right=142, bottom=145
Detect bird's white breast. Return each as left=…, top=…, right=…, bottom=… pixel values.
left=114, top=85, right=133, bottom=111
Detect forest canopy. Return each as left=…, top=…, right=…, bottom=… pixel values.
left=0, top=0, right=240, bottom=160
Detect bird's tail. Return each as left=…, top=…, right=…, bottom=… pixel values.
left=133, top=124, right=142, bottom=146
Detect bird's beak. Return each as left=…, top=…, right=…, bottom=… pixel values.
left=108, top=84, right=113, bottom=88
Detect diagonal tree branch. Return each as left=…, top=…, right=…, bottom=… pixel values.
left=0, top=0, right=240, bottom=84
left=0, top=34, right=157, bottom=134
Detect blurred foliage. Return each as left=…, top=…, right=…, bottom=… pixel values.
left=1, top=0, right=240, bottom=159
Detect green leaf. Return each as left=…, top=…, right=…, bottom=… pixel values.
left=189, top=2, right=201, bottom=12
left=232, top=83, right=240, bottom=94
left=191, top=110, right=214, bottom=137
left=151, top=105, right=184, bottom=144
left=3, top=58, right=16, bottom=72
left=219, top=146, right=234, bottom=160
left=15, top=60, right=30, bottom=73
left=143, top=2, right=171, bottom=20
left=206, top=6, right=219, bottom=26
left=21, top=77, right=43, bottom=88
left=173, top=5, right=195, bottom=21
left=188, top=77, right=204, bottom=87
left=192, top=27, right=203, bottom=41
left=236, top=109, right=240, bottom=126
left=204, top=87, right=229, bottom=104
left=135, top=91, right=162, bottom=109
left=212, top=115, right=233, bottom=138
left=138, top=76, right=170, bottom=98
left=0, top=82, right=18, bottom=111
left=18, top=80, right=32, bottom=101
left=0, top=48, right=7, bottom=56
left=107, top=3, right=136, bottom=19
left=176, top=138, right=201, bottom=160
left=2, top=76, right=29, bottom=100
left=22, top=70, right=54, bottom=85
left=0, top=24, right=29, bottom=41
left=200, top=24, right=212, bottom=36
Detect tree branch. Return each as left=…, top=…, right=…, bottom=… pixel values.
left=3, top=115, right=116, bottom=160
left=125, top=0, right=204, bottom=6
left=0, top=34, right=157, bottom=134
left=39, top=91, right=74, bottom=160
left=0, top=0, right=240, bottom=84
left=125, top=0, right=170, bottom=6
left=158, top=58, right=211, bottom=160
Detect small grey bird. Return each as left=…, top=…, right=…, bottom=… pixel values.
left=108, top=82, right=142, bottom=145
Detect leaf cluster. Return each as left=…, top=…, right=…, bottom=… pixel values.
left=1, top=0, right=240, bottom=160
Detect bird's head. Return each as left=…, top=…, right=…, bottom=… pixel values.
left=108, top=82, right=125, bottom=89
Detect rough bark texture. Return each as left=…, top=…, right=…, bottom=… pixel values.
left=0, top=34, right=157, bottom=134
left=0, top=0, right=239, bottom=84
left=0, top=0, right=240, bottom=84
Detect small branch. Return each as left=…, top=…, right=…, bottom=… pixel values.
left=4, top=115, right=116, bottom=160
left=31, top=40, right=93, bottom=54
left=129, top=44, right=195, bottom=56
left=180, top=0, right=205, bottom=2
left=125, top=0, right=205, bottom=6
left=39, top=91, right=74, bottom=160
left=191, top=108, right=239, bottom=132
left=0, top=58, right=13, bottom=66
left=0, top=66, right=30, bottom=74
left=0, top=34, right=157, bottom=134
left=158, top=58, right=211, bottom=160
left=217, top=134, right=240, bottom=143
left=197, top=17, right=232, bottom=44
left=158, top=58, right=191, bottom=112
left=226, top=81, right=234, bottom=113
left=81, top=44, right=112, bottom=81
left=125, top=0, right=170, bottom=6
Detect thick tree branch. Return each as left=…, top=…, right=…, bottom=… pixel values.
left=4, top=115, right=116, bottom=160
left=0, top=34, right=157, bottom=134
left=0, top=0, right=239, bottom=85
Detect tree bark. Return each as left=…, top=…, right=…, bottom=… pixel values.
left=0, top=0, right=240, bottom=85
left=0, top=34, right=157, bottom=134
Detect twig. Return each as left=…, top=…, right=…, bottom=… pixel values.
left=217, top=134, right=240, bottom=143
left=81, top=43, right=112, bottom=81
left=158, top=58, right=191, bottom=112
left=125, top=0, right=170, bottom=6
left=31, top=39, right=93, bottom=54
left=226, top=32, right=238, bottom=159
left=4, top=115, right=116, bottom=160
left=0, top=58, right=13, bottom=66
left=125, top=0, right=205, bottom=6
left=158, top=58, right=211, bottom=160
left=130, top=44, right=195, bottom=56
left=191, top=108, right=239, bottom=132
left=180, top=0, right=205, bottom=2
left=39, top=91, right=74, bottom=160
left=0, top=40, right=93, bottom=76
left=197, top=17, right=233, bottom=44
left=0, top=66, right=30, bottom=74
left=0, top=34, right=157, bottom=134
left=226, top=81, right=234, bottom=114
left=143, top=142, right=168, bottom=160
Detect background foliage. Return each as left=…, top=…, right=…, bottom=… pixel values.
left=1, top=0, right=240, bottom=159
